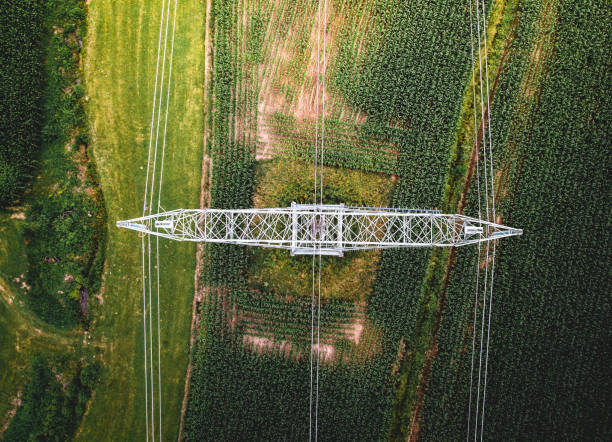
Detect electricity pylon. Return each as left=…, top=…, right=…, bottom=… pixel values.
left=117, top=203, right=522, bottom=256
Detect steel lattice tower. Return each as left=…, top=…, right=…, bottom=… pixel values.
left=117, top=203, right=522, bottom=256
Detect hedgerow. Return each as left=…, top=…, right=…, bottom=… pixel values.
left=21, top=0, right=106, bottom=329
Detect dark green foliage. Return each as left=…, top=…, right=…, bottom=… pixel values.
left=185, top=293, right=395, bottom=442
left=477, top=1, right=611, bottom=437
left=24, top=189, right=104, bottom=327
left=335, top=0, right=474, bottom=206
left=360, top=2, right=479, bottom=437
left=421, top=0, right=612, bottom=439
left=19, top=0, right=106, bottom=329
left=356, top=0, right=475, bottom=348
left=420, top=1, right=545, bottom=438
left=0, top=0, right=45, bottom=206
left=3, top=355, right=100, bottom=441
left=268, top=114, right=400, bottom=175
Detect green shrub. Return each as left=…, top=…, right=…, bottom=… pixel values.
left=3, top=355, right=100, bottom=441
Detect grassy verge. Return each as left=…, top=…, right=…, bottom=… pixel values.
left=78, top=0, right=204, bottom=439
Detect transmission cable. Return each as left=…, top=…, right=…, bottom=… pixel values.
left=309, top=0, right=328, bottom=439
left=478, top=0, right=498, bottom=437
left=141, top=0, right=179, bottom=438
left=314, top=0, right=328, bottom=440
left=150, top=1, right=173, bottom=437
left=309, top=0, right=323, bottom=439
left=141, top=0, right=168, bottom=439
left=473, top=0, right=492, bottom=439
left=154, top=1, right=179, bottom=439
left=466, top=0, right=483, bottom=437
left=466, top=0, right=499, bottom=440
left=480, top=0, right=496, bottom=222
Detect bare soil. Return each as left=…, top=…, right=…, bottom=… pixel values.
left=0, top=391, right=22, bottom=437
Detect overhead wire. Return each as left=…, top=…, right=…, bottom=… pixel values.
left=141, top=238, right=150, bottom=442
left=466, top=0, right=498, bottom=440
left=309, top=0, right=323, bottom=439
left=473, top=0, right=491, bottom=438
left=480, top=241, right=496, bottom=439
left=155, top=1, right=179, bottom=439
left=141, top=0, right=168, bottom=439
left=140, top=0, right=180, bottom=438
left=478, top=0, right=497, bottom=438
left=314, top=0, right=327, bottom=440
left=466, top=0, right=483, bottom=437
left=474, top=0, right=490, bottom=222
left=309, top=0, right=328, bottom=439
left=150, top=1, right=173, bottom=436
left=147, top=232, right=155, bottom=440
left=153, top=0, right=173, bottom=437
left=480, top=0, right=496, bottom=222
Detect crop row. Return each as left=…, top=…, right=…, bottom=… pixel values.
left=421, top=0, right=611, bottom=439
left=187, top=0, right=482, bottom=440
left=0, top=0, right=45, bottom=206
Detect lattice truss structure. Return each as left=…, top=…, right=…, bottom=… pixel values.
left=117, top=203, right=522, bottom=256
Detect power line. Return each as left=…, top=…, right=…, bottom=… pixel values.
left=466, top=0, right=498, bottom=439
left=149, top=1, right=173, bottom=437
left=478, top=0, right=497, bottom=437
left=475, top=0, right=491, bottom=223
left=480, top=241, right=496, bottom=439
left=141, top=1, right=168, bottom=435
left=148, top=0, right=173, bottom=216
left=309, top=0, right=323, bottom=438
left=466, top=0, right=482, bottom=413
left=141, top=0, right=180, bottom=438
left=315, top=0, right=328, bottom=440
left=143, top=0, right=168, bottom=218
left=154, top=1, right=179, bottom=438
left=147, top=234, right=155, bottom=440
left=480, top=0, right=496, bottom=223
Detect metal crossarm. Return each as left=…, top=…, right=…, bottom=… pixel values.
left=117, top=203, right=522, bottom=256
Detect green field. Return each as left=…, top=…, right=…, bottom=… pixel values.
left=185, top=0, right=478, bottom=440
left=1, top=0, right=609, bottom=439
left=422, top=0, right=611, bottom=439
left=77, top=0, right=204, bottom=439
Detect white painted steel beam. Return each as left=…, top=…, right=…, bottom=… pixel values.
left=117, top=203, right=522, bottom=255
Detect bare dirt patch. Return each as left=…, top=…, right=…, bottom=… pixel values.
left=0, top=391, right=22, bottom=436
left=255, top=0, right=367, bottom=161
